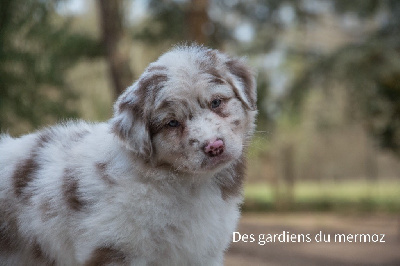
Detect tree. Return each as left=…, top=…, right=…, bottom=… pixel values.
left=134, top=0, right=220, bottom=47
left=97, top=0, right=134, bottom=97
left=286, top=0, right=400, bottom=156
left=186, top=0, right=210, bottom=44
left=134, top=0, right=316, bottom=49
left=0, top=0, right=103, bottom=134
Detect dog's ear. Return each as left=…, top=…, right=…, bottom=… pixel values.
left=110, top=82, right=152, bottom=158
left=110, top=69, right=168, bottom=158
left=226, top=58, right=257, bottom=111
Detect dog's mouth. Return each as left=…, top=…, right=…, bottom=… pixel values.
left=200, top=153, right=232, bottom=171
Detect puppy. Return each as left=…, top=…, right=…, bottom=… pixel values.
left=0, top=45, right=257, bottom=265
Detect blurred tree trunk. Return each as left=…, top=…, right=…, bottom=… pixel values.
left=97, top=0, right=133, bottom=97
left=275, top=144, right=296, bottom=210
left=186, top=0, right=209, bottom=44
left=282, top=144, right=295, bottom=206
left=365, top=138, right=378, bottom=182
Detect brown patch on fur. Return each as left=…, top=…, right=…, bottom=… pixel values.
left=213, top=109, right=230, bottom=118
left=138, top=73, right=168, bottom=97
left=118, top=73, right=168, bottom=114
left=32, top=240, right=43, bottom=259
left=114, top=73, right=168, bottom=145
left=226, top=78, right=244, bottom=104
left=84, top=246, right=126, bottom=266
left=198, top=49, right=219, bottom=73
left=117, top=93, right=133, bottom=112
left=210, top=76, right=226, bottom=85
left=197, top=59, right=211, bottom=73
left=0, top=228, right=14, bottom=253
left=197, top=98, right=207, bottom=109
left=37, top=130, right=54, bottom=148
left=0, top=217, right=20, bottom=253
left=62, top=168, right=85, bottom=211
left=188, top=138, right=199, bottom=146
left=13, top=157, right=38, bottom=202
left=111, top=116, right=152, bottom=159
left=146, top=65, right=167, bottom=73
left=232, top=120, right=241, bottom=126
left=207, top=67, right=226, bottom=84
left=155, top=100, right=173, bottom=112
left=118, top=96, right=141, bottom=114
left=226, top=59, right=256, bottom=110
left=211, top=99, right=230, bottom=118
left=13, top=131, right=56, bottom=201
left=72, top=129, right=90, bottom=141
left=200, top=62, right=226, bottom=87
left=96, top=162, right=116, bottom=186
left=149, top=120, right=164, bottom=135
left=217, top=156, right=246, bottom=200
left=167, top=224, right=181, bottom=235
left=111, top=117, right=130, bottom=142
left=206, top=49, right=218, bottom=64
left=32, top=239, right=56, bottom=265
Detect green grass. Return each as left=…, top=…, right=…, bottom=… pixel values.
left=243, top=180, right=400, bottom=213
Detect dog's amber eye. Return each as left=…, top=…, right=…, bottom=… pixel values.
left=167, top=120, right=180, bottom=127
left=211, top=99, right=222, bottom=109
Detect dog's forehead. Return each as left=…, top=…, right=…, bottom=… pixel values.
left=151, top=48, right=233, bottom=108
left=155, top=46, right=227, bottom=79
left=153, top=71, right=234, bottom=111
left=152, top=75, right=207, bottom=112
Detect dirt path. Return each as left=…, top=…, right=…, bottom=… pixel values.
left=225, top=213, right=400, bottom=266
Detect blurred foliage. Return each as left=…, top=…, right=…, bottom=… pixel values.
left=134, top=0, right=317, bottom=49
left=333, top=0, right=390, bottom=18
left=1, top=0, right=399, bottom=158
left=134, top=0, right=229, bottom=47
left=134, top=0, right=188, bottom=44
left=214, top=0, right=318, bottom=53
left=0, top=0, right=103, bottom=133
left=287, top=0, right=400, bottom=156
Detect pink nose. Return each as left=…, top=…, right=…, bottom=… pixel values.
left=204, top=139, right=224, bottom=157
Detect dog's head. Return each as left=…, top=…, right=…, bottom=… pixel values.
left=111, top=45, right=256, bottom=174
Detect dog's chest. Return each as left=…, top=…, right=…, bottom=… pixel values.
left=148, top=184, right=238, bottom=260
left=101, top=179, right=240, bottom=261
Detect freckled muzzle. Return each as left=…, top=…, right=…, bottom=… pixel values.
left=203, top=139, right=224, bottom=157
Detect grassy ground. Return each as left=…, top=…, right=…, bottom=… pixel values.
left=243, top=181, right=400, bottom=213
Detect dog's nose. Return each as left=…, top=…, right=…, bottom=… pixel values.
left=204, top=139, right=224, bottom=157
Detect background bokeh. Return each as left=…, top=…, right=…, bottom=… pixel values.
left=1, top=0, right=399, bottom=264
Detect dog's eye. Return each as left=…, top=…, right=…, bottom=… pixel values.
left=211, top=99, right=222, bottom=109
left=167, top=120, right=180, bottom=127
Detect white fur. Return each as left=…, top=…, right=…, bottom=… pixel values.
left=0, top=45, right=256, bottom=265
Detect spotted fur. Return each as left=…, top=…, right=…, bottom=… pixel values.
left=0, top=45, right=256, bottom=265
